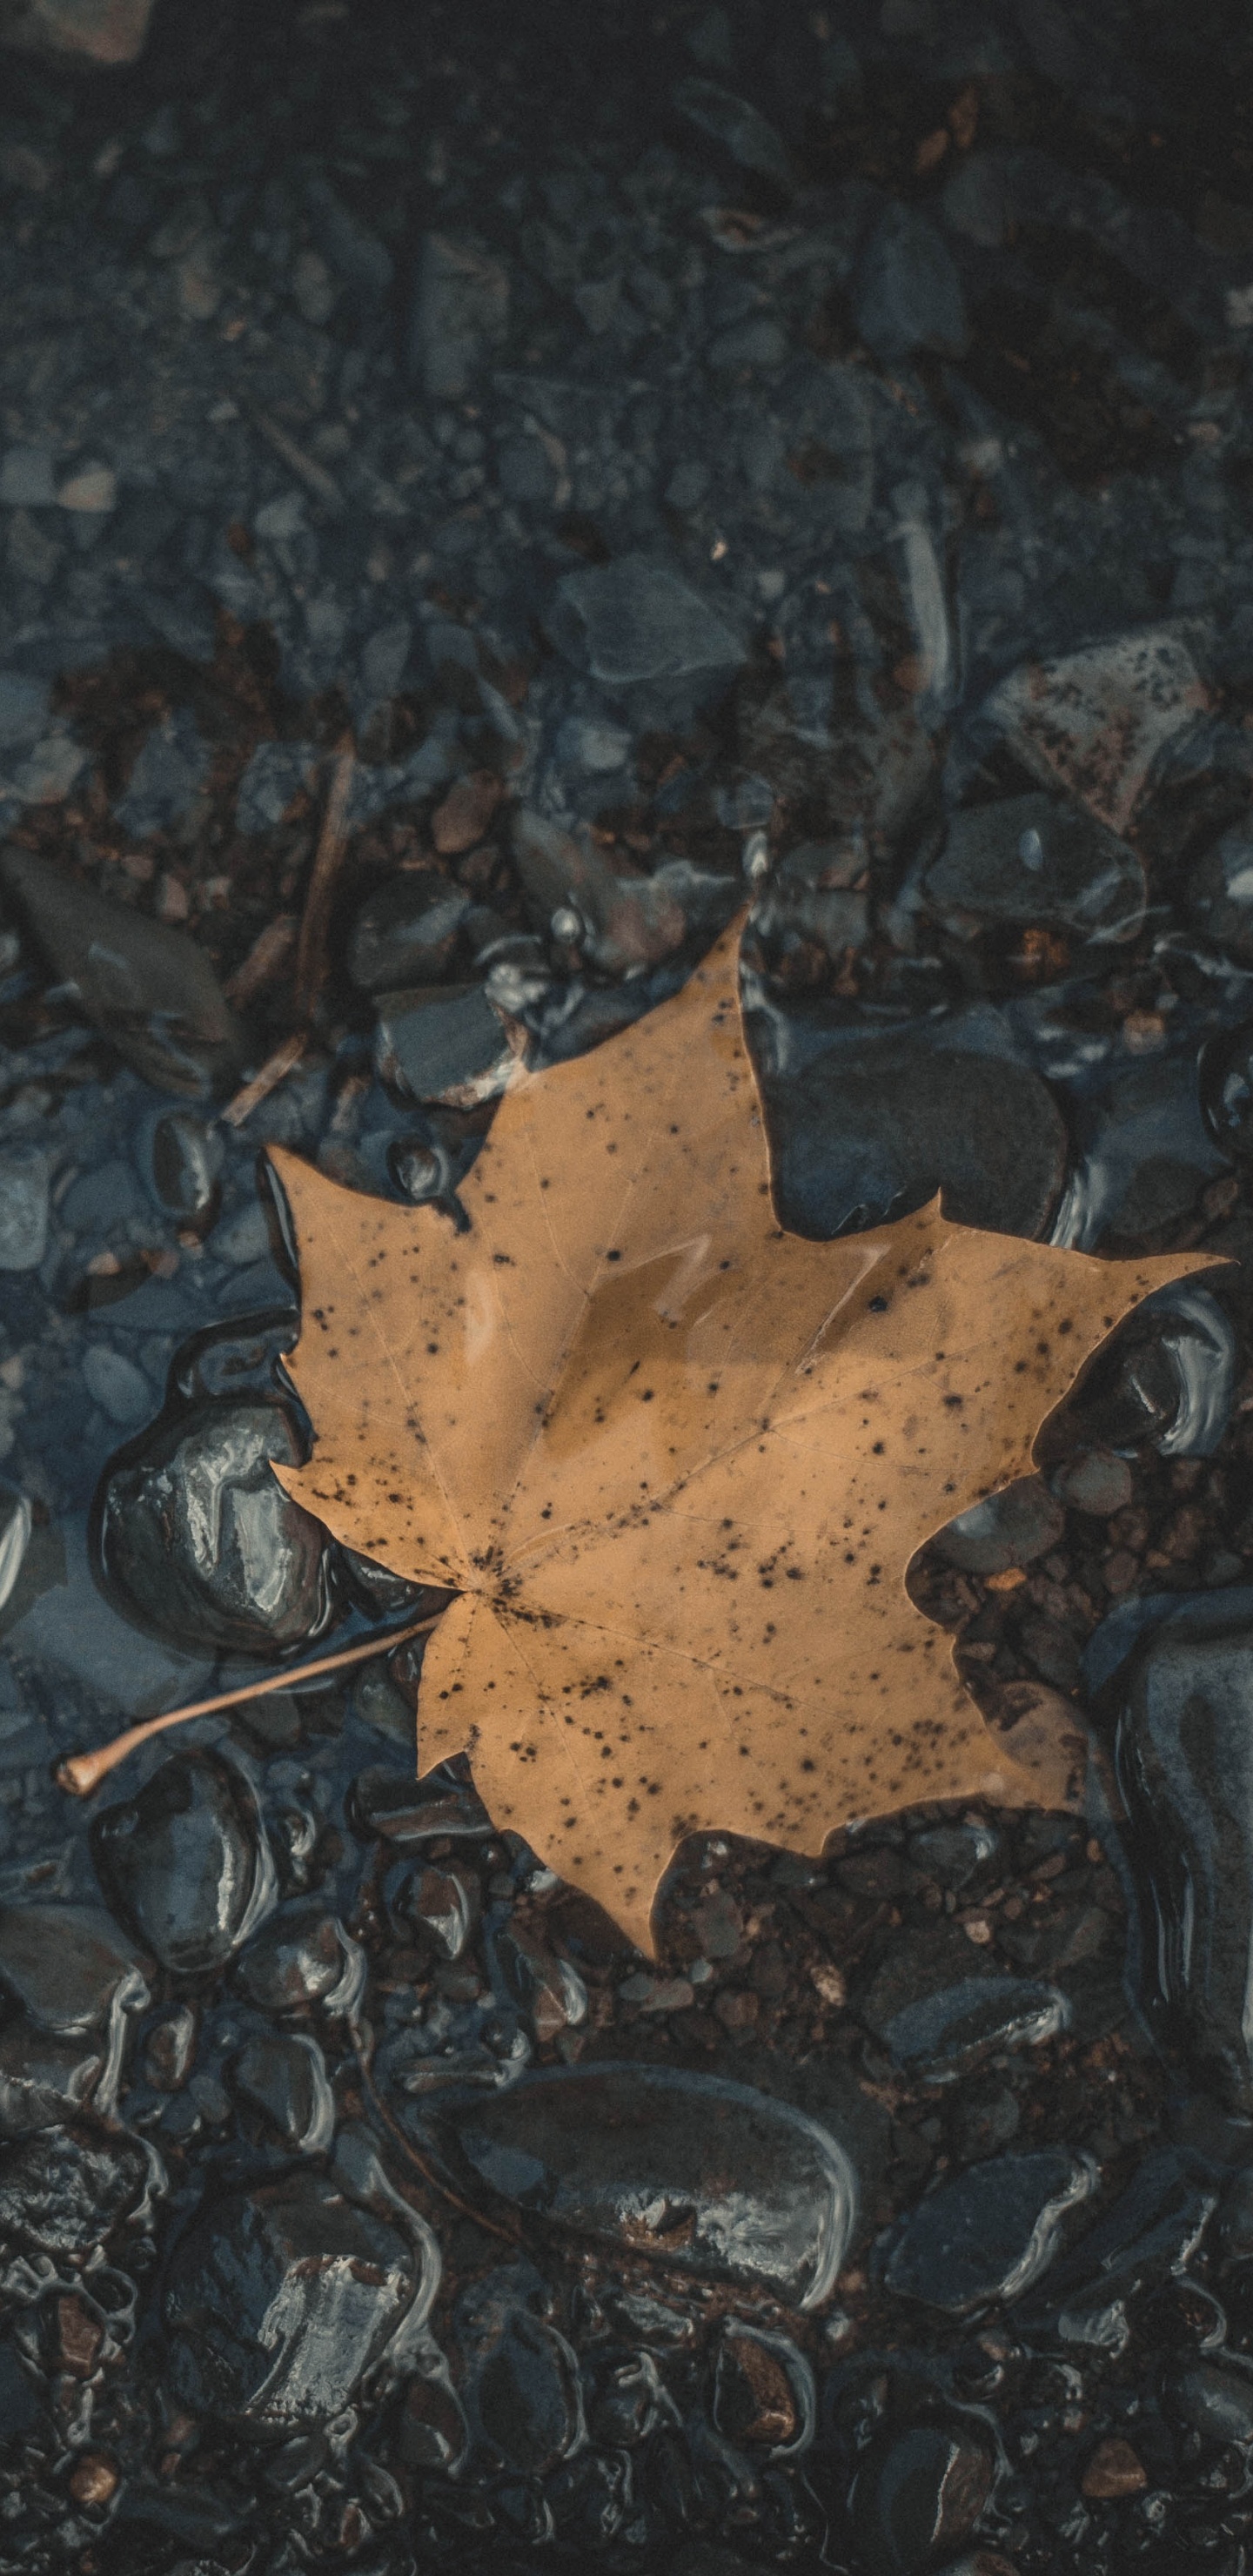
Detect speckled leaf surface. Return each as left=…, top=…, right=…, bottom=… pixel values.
left=269, top=920, right=1205, bottom=1955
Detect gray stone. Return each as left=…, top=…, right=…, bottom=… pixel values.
left=0, top=446, right=55, bottom=506
left=852, top=203, right=969, bottom=361
left=231, top=2032, right=335, bottom=2155
left=114, top=708, right=211, bottom=838
left=149, top=1111, right=223, bottom=1223
left=349, top=873, right=471, bottom=993
left=883, top=2149, right=1096, bottom=2312
left=0, top=1150, right=48, bottom=1271
left=92, top=1748, right=278, bottom=1977
left=674, top=78, right=794, bottom=190
left=965, top=624, right=1209, bottom=841
left=851, top=2419, right=994, bottom=2576
left=235, top=741, right=318, bottom=835
left=232, top=1906, right=363, bottom=2016
left=2, top=1510, right=212, bottom=1717
left=933, top=1475, right=1065, bottom=1576
left=6, top=730, right=86, bottom=807
left=83, top=1345, right=152, bottom=1426
left=455, top=2264, right=586, bottom=2475
left=1049, top=1448, right=1134, bottom=1515
left=0, top=1902, right=149, bottom=2035
left=546, top=555, right=747, bottom=716
left=0, top=847, right=246, bottom=1098
left=926, top=793, right=1146, bottom=944
left=374, top=983, right=520, bottom=1109
left=875, top=1976, right=1070, bottom=2082
left=0, top=2121, right=151, bottom=2256
left=452, top=2063, right=857, bottom=2309
left=411, top=231, right=510, bottom=399
left=97, top=1396, right=332, bottom=1656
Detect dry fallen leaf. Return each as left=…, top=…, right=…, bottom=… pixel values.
left=269, top=917, right=1206, bottom=1955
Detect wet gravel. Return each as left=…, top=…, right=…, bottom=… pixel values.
left=7, top=1, right=1253, bottom=2571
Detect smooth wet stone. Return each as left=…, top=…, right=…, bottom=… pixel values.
left=0, top=1903, right=150, bottom=2035
left=588, top=2348, right=672, bottom=2448
left=456, top=2264, right=586, bottom=2476
left=851, top=2420, right=994, bottom=2576
left=149, top=1111, right=223, bottom=1224
left=164, top=2170, right=422, bottom=2429
left=0, top=1148, right=48, bottom=1270
left=405, top=1865, right=478, bottom=1962
left=0, top=2121, right=150, bottom=2256
left=451, top=2063, right=857, bottom=2309
left=83, top=1344, right=152, bottom=1427
left=1166, top=2359, right=1253, bottom=2447
left=764, top=1037, right=1067, bottom=1242
left=492, top=1923, right=586, bottom=2043
left=713, top=2319, right=814, bottom=2457
left=1108, top=1618, right=1253, bottom=2110
left=907, top=1822, right=998, bottom=1890
left=142, top=2002, right=197, bottom=2092
left=349, top=1760, right=493, bottom=1849
left=926, top=794, right=1145, bottom=946
left=510, top=808, right=692, bottom=976
left=1049, top=1448, right=1134, bottom=1516
left=852, top=202, right=969, bottom=362
left=883, top=2150, right=1096, bottom=2313
left=876, top=1977, right=1070, bottom=2083
left=373, top=983, right=519, bottom=1109
left=232, top=1906, right=363, bottom=2017
left=348, top=871, right=471, bottom=992
left=398, top=2350, right=471, bottom=2473
left=933, top=1477, right=1064, bottom=1577
left=1189, top=821, right=1253, bottom=961
left=1049, top=1055, right=1230, bottom=1251
left=114, top=708, right=210, bottom=838
left=962, top=625, right=1210, bottom=841
left=0, top=1487, right=30, bottom=1619
left=1055, top=1282, right=1236, bottom=1458
left=92, top=1749, right=278, bottom=1978
left=674, top=76, right=793, bottom=188
left=544, top=554, right=747, bottom=723
left=97, top=1398, right=333, bottom=1655
left=1031, top=2149, right=1215, bottom=2344
left=0, top=2021, right=104, bottom=2136
left=231, top=2032, right=335, bottom=2155
left=0, top=846, right=247, bottom=1097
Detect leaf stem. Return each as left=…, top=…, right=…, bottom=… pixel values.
left=55, top=1613, right=440, bottom=1799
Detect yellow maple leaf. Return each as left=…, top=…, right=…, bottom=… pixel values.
left=269, top=917, right=1206, bottom=1956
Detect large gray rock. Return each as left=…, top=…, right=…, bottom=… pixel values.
left=451, top=2063, right=857, bottom=2309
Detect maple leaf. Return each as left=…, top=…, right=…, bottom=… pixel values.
left=269, top=918, right=1206, bottom=1957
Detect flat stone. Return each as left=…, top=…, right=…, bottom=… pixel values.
left=1049, top=1448, right=1134, bottom=1516
left=348, top=872, right=471, bottom=993
left=451, top=2063, right=857, bottom=2309
left=373, top=983, right=520, bottom=1109
left=0, top=1903, right=149, bottom=2034
left=673, top=77, right=793, bottom=190
left=967, top=625, right=1210, bottom=840
left=883, top=2148, right=1096, bottom=2312
left=83, top=1345, right=152, bottom=1426
left=933, top=1475, right=1065, bottom=1576
left=455, top=2265, right=586, bottom=2475
left=852, top=2419, right=993, bottom=2576
left=876, top=1976, right=1070, bottom=2083
left=1167, top=2360, right=1253, bottom=2446
left=545, top=554, right=747, bottom=716
left=56, top=461, right=117, bottom=513
left=926, top=793, right=1145, bottom=943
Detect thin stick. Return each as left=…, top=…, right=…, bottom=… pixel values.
left=245, top=402, right=345, bottom=514
left=295, top=735, right=356, bottom=1019
left=57, top=1614, right=439, bottom=1799
left=221, top=1030, right=307, bottom=1130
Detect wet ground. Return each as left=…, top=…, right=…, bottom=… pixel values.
left=7, top=0, right=1253, bottom=2570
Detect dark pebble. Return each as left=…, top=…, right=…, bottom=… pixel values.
left=231, top=1904, right=362, bottom=2016
left=851, top=2418, right=994, bottom=2576
left=883, top=2150, right=1096, bottom=2314
left=92, top=1748, right=278, bottom=1977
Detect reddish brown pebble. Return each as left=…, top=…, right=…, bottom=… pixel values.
left=69, top=2457, right=118, bottom=2509
left=1081, top=2437, right=1148, bottom=2499
left=432, top=770, right=502, bottom=855
left=56, top=2294, right=103, bottom=2379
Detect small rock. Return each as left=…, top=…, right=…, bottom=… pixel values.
left=456, top=2264, right=585, bottom=2474
left=398, top=2351, right=470, bottom=2472
left=114, top=708, right=211, bottom=839
left=149, top=1111, right=223, bottom=1224
left=348, top=872, right=471, bottom=993
left=0, top=2121, right=150, bottom=2255
left=1189, top=820, right=1253, bottom=960
left=1080, top=2437, right=1148, bottom=2499
left=0, top=668, right=50, bottom=745
left=764, top=1036, right=1068, bottom=1242
left=57, top=460, right=117, bottom=513
left=432, top=771, right=503, bottom=856
left=926, top=795, right=1145, bottom=945
left=851, top=2419, right=993, bottom=2576
left=908, top=1823, right=998, bottom=1889
left=406, top=1866, right=478, bottom=1962
left=1049, top=1055, right=1230, bottom=1251
left=673, top=77, right=793, bottom=190
left=877, top=1976, right=1070, bottom=2083
left=231, top=2032, right=335, bottom=2155
left=1, top=0, right=154, bottom=61
left=964, top=626, right=1210, bottom=841
left=374, top=983, right=521, bottom=1109
left=0, top=2023, right=104, bottom=2135
left=712, top=2318, right=814, bottom=2456
left=91, top=1748, right=278, bottom=1977
left=83, top=1345, right=152, bottom=1426
left=232, top=1906, right=363, bottom=2016
left=852, top=202, right=970, bottom=361
left=164, top=2170, right=425, bottom=2427
left=234, top=741, right=319, bottom=835
left=0, top=1149, right=48, bottom=1271
left=0, top=847, right=246, bottom=1098
left=0, top=1903, right=149, bottom=2034
left=1166, top=2358, right=1253, bottom=2446
left=933, top=1476, right=1064, bottom=1577
left=97, top=1397, right=333, bottom=1655
left=451, top=2063, right=857, bottom=2308
left=410, top=231, right=510, bottom=399
left=142, top=2002, right=197, bottom=2092
left=511, top=808, right=692, bottom=975
left=884, top=2149, right=1096, bottom=2313
left=1049, top=1449, right=1134, bottom=1516
left=492, top=1924, right=586, bottom=2042
left=545, top=553, right=747, bottom=721
left=348, top=1760, right=493, bottom=1849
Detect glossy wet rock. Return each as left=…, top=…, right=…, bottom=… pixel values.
left=932, top=1477, right=1064, bottom=1577
left=0, top=845, right=246, bottom=1098
left=91, top=1748, right=278, bottom=1977
left=450, top=2063, right=857, bottom=2309
left=0, top=2120, right=151, bottom=2256
left=1055, top=1283, right=1236, bottom=1458
left=149, top=1110, right=223, bottom=1224
left=874, top=1976, right=1070, bottom=2083
left=373, top=982, right=519, bottom=1109
left=405, top=1865, right=478, bottom=1962
left=712, top=2319, right=814, bottom=2457
left=883, top=2149, right=1096, bottom=2314
left=1189, top=820, right=1253, bottom=960
left=96, top=1397, right=333, bottom=1654
left=231, top=2032, right=335, bottom=2154
left=0, top=1902, right=149, bottom=2034
left=926, top=794, right=1145, bottom=946
left=1048, top=1054, right=1231, bottom=1251
left=1029, top=2147, right=1215, bottom=2346
left=348, top=871, right=471, bottom=992
left=851, top=2419, right=993, bottom=2576
left=231, top=1905, right=363, bottom=2016
left=1109, top=1614, right=1253, bottom=2110
left=1166, top=2358, right=1253, bottom=2445
left=0, top=2023, right=106, bottom=2135
left=349, top=1759, right=493, bottom=1849
left=764, top=1037, right=1068, bottom=1242
left=455, top=2267, right=585, bottom=2476
left=163, top=2170, right=422, bottom=2429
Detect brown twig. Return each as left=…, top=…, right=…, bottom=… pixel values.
left=221, top=1030, right=307, bottom=1130
left=56, top=1614, right=439, bottom=1799
left=294, top=734, right=356, bottom=1020
left=244, top=400, right=346, bottom=513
